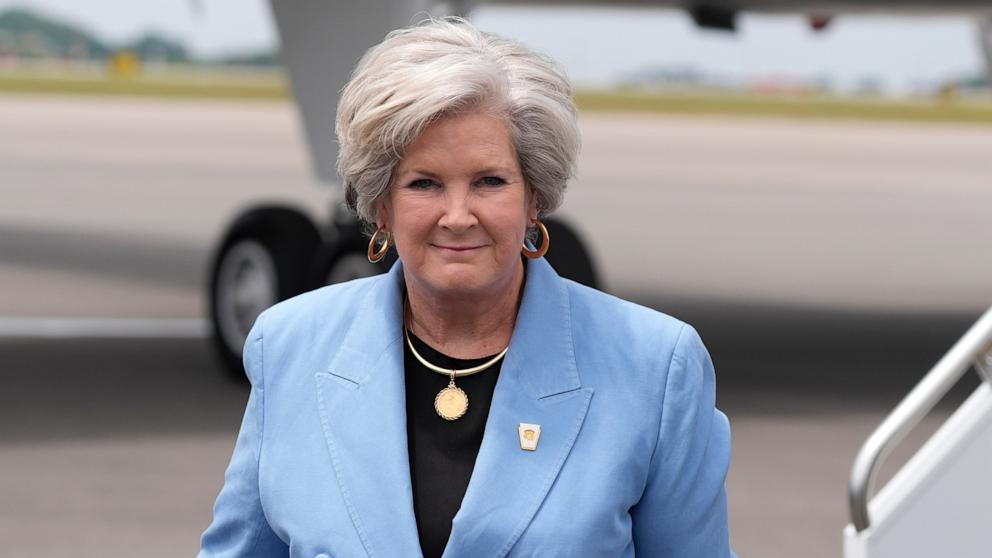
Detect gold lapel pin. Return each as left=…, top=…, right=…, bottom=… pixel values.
left=518, top=423, right=541, bottom=451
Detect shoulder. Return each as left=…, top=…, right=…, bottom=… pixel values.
left=240, top=272, right=395, bottom=393
left=565, top=279, right=695, bottom=357
left=258, top=273, right=380, bottom=330
left=563, top=279, right=711, bottom=400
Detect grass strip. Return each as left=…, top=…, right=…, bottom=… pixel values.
left=2, top=72, right=991, bottom=125
left=0, top=72, right=288, bottom=100
left=575, top=90, right=992, bottom=125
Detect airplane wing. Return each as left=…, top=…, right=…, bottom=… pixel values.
left=269, top=0, right=992, bottom=184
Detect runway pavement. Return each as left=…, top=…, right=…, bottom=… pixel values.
left=0, top=323, right=979, bottom=558
left=2, top=95, right=991, bottom=316
left=2, top=95, right=991, bottom=557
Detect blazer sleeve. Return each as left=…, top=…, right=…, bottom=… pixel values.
left=198, top=313, right=288, bottom=557
left=631, top=324, right=736, bottom=557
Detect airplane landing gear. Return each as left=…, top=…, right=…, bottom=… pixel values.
left=208, top=207, right=597, bottom=379
left=208, top=207, right=320, bottom=378
left=980, top=16, right=992, bottom=79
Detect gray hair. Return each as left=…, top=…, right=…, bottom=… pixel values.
left=335, top=16, right=580, bottom=225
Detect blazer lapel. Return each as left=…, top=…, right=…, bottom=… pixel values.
left=314, top=262, right=424, bottom=558
left=442, top=258, right=594, bottom=558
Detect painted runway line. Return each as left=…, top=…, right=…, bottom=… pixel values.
left=0, top=317, right=210, bottom=339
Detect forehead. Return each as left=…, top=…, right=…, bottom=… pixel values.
left=395, top=111, right=519, bottom=174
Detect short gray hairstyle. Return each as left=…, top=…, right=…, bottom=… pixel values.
left=335, top=16, right=580, bottom=225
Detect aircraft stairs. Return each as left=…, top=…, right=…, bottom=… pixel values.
left=844, top=305, right=992, bottom=557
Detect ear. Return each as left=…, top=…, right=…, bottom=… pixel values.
left=374, top=197, right=392, bottom=231
left=525, top=187, right=539, bottom=224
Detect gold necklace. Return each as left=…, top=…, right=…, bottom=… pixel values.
left=403, top=326, right=508, bottom=421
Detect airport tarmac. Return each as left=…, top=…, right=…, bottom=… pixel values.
left=0, top=329, right=978, bottom=558
left=2, top=95, right=991, bottom=557
left=2, top=94, right=991, bottom=316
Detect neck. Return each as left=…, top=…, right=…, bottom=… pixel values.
left=404, top=262, right=525, bottom=359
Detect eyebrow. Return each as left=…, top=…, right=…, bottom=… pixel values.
left=402, top=169, right=442, bottom=179
left=475, top=166, right=515, bottom=175
left=399, top=166, right=515, bottom=179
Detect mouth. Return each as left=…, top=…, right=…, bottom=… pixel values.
left=432, top=244, right=485, bottom=253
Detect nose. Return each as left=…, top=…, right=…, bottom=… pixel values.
left=437, top=184, right=478, bottom=233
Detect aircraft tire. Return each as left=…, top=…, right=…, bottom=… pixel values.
left=306, top=226, right=395, bottom=290
left=542, top=217, right=600, bottom=290
left=208, top=208, right=321, bottom=379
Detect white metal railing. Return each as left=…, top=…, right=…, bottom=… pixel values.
left=848, top=305, right=992, bottom=532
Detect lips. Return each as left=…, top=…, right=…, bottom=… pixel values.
left=432, top=243, right=485, bottom=253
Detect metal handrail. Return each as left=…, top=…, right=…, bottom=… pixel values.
left=848, top=305, right=992, bottom=533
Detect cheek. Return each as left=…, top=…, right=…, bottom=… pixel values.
left=390, top=198, right=435, bottom=241
left=490, top=211, right=529, bottom=250
left=394, top=220, right=429, bottom=258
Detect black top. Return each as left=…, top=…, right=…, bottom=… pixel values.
left=403, top=330, right=503, bottom=558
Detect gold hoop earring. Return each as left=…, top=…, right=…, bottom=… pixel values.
left=521, top=220, right=549, bottom=259
left=367, top=228, right=391, bottom=263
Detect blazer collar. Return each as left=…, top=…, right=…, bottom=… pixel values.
left=316, top=258, right=593, bottom=558
left=321, top=258, right=407, bottom=386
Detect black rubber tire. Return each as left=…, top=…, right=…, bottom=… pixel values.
left=306, top=221, right=397, bottom=289
left=542, top=217, right=600, bottom=290
left=208, top=207, right=321, bottom=379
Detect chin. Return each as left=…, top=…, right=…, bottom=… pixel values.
left=430, top=268, right=492, bottom=295
left=416, top=261, right=509, bottom=296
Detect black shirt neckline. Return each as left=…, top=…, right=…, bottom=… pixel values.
left=403, top=329, right=504, bottom=558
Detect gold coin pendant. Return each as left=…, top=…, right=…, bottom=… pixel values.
left=434, top=384, right=469, bottom=421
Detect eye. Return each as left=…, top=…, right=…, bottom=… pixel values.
left=478, top=176, right=506, bottom=187
left=408, top=178, right=435, bottom=189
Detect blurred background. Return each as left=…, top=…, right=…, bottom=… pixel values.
left=2, top=1, right=991, bottom=557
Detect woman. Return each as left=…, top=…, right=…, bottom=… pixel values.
left=199, top=17, right=734, bottom=558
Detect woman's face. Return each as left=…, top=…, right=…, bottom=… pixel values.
left=377, top=110, right=537, bottom=299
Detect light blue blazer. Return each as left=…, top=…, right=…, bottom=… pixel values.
left=199, top=257, right=734, bottom=558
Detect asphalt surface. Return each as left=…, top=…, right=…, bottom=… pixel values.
left=0, top=323, right=979, bottom=558
left=2, top=95, right=991, bottom=557
left=3, top=95, right=991, bottom=316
